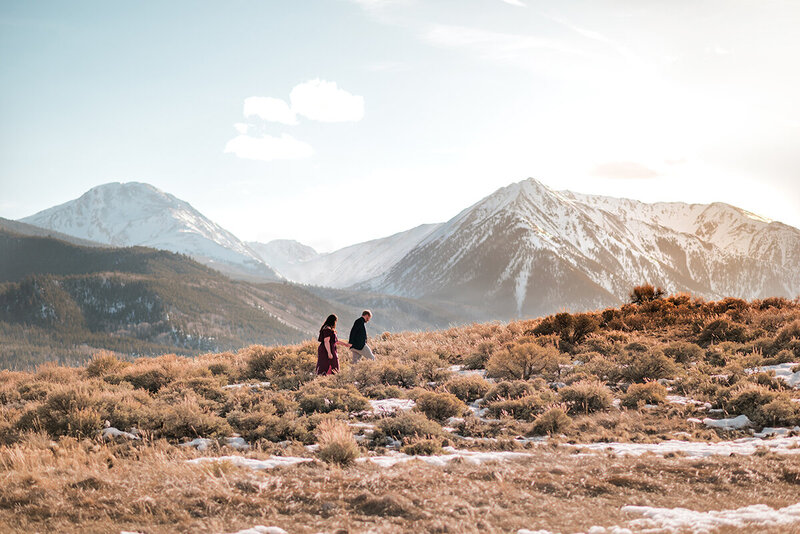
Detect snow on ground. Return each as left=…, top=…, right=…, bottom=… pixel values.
left=225, top=527, right=288, bottom=534
left=623, top=501, right=800, bottom=533
left=180, top=437, right=250, bottom=451
left=755, top=426, right=800, bottom=437
left=358, top=446, right=535, bottom=467
left=573, top=435, right=800, bottom=457
left=702, top=414, right=751, bottom=429
left=449, top=365, right=488, bottom=377
left=367, top=398, right=416, bottom=415
left=666, top=395, right=711, bottom=410
left=747, top=362, right=800, bottom=387
left=187, top=455, right=312, bottom=470
left=100, top=427, right=139, bottom=440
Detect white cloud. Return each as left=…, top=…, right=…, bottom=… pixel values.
left=500, top=0, right=526, bottom=7
left=233, top=123, right=249, bottom=134
left=224, top=133, right=313, bottom=162
left=289, top=79, right=365, bottom=122
left=243, top=96, right=297, bottom=125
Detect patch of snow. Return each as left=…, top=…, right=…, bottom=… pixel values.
left=181, top=438, right=215, bottom=451
left=623, top=501, right=800, bottom=533
left=367, top=398, right=416, bottom=414
left=703, top=414, right=751, bottom=429
left=448, top=365, right=487, bottom=377
left=226, top=437, right=250, bottom=450
left=667, top=395, right=712, bottom=410
left=101, top=427, right=139, bottom=440
left=358, top=446, right=534, bottom=468
left=754, top=426, right=800, bottom=438
left=187, top=455, right=313, bottom=470
left=572, top=435, right=800, bottom=457
left=747, top=362, right=800, bottom=388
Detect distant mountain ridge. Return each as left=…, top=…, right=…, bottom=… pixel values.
left=367, top=179, right=800, bottom=317
left=249, top=224, right=442, bottom=288
left=15, top=178, right=800, bottom=321
left=20, top=182, right=281, bottom=281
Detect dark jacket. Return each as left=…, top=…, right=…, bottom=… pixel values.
left=348, top=317, right=367, bottom=350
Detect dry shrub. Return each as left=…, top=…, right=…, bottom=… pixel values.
left=463, top=341, right=496, bottom=370
left=485, top=394, right=552, bottom=421
left=296, top=380, right=370, bottom=415
left=484, top=380, right=536, bottom=402
left=241, top=345, right=283, bottom=379
left=267, top=350, right=316, bottom=390
left=401, top=438, right=443, bottom=456
left=622, top=382, right=667, bottom=409
left=151, top=394, right=232, bottom=439
left=344, top=359, right=418, bottom=389
left=622, top=349, right=678, bottom=383
left=407, top=351, right=451, bottom=383
left=530, top=406, right=571, bottom=435
left=630, top=284, right=665, bottom=304
left=376, top=412, right=443, bottom=442
left=444, top=375, right=491, bottom=403
left=316, top=418, right=359, bottom=466
left=413, top=391, right=466, bottom=421
left=227, top=408, right=311, bottom=443
left=698, top=319, right=748, bottom=346
left=662, top=342, right=704, bottom=364
left=121, top=355, right=184, bottom=393
left=486, top=342, right=567, bottom=381
left=85, top=351, right=127, bottom=378
left=34, top=362, right=80, bottom=384
left=16, top=383, right=103, bottom=437
left=724, top=383, right=777, bottom=418
left=558, top=379, right=613, bottom=414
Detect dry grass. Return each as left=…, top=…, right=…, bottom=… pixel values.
left=2, top=294, right=800, bottom=532
left=0, top=435, right=800, bottom=533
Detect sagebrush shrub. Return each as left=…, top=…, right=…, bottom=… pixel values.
left=401, top=438, right=443, bottom=456
left=242, top=345, right=282, bottom=379
left=268, top=350, right=316, bottom=390
left=484, top=394, right=550, bottom=421
left=558, top=379, right=613, bottom=414
left=662, top=342, right=704, bottom=364
left=121, top=355, right=183, bottom=393
left=486, top=343, right=566, bottom=381
left=622, top=381, right=667, bottom=408
left=484, top=380, right=535, bottom=402
left=444, top=375, right=491, bottom=403
left=316, top=418, right=359, bottom=466
left=413, top=391, right=466, bottom=421
left=85, top=351, right=127, bottom=378
left=698, top=319, right=747, bottom=346
left=296, top=380, right=370, bottom=415
left=376, top=412, right=443, bottom=441
left=530, top=406, right=571, bottom=435
left=622, top=349, right=678, bottom=383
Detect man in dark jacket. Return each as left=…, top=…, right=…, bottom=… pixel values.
left=348, top=310, right=375, bottom=363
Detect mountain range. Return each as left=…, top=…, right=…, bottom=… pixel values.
left=16, top=178, right=800, bottom=323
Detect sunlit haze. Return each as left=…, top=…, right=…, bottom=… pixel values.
left=2, top=1, right=798, bottom=252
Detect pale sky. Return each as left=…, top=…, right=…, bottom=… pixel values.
left=2, top=0, right=799, bottom=252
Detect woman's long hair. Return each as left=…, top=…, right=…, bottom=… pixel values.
left=320, top=314, right=337, bottom=335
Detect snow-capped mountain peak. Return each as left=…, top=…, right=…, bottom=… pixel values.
left=21, top=182, right=281, bottom=280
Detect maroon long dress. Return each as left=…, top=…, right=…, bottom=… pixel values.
left=316, top=326, right=339, bottom=375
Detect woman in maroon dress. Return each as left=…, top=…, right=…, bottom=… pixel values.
left=316, top=314, right=351, bottom=375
